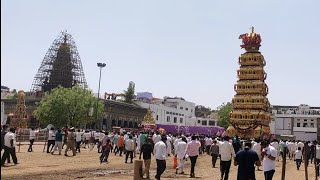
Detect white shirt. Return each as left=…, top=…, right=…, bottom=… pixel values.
left=176, top=141, right=187, bottom=159
left=4, top=132, right=16, bottom=148
left=29, top=129, right=39, bottom=140
left=76, top=132, right=82, bottom=142
left=270, top=142, right=279, bottom=151
left=252, top=142, right=261, bottom=155
left=205, top=137, right=213, bottom=146
left=219, top=140, right=236, bottom=161
left=125, top=139, right=135, bottom=151
left=295, top=150, right=302, bottom=159
left=85, top=132, right=91, bottom=140
left=48, top=130, right=55, bottom=140
left=153, top=134, right=161, bottom=144
left=297, top=142, right=304, bottom=149
left=263, top=145, right=277, bottom=172
left=95, top=132, right=100, bottom=140
left=316, top=145, right=320, bottom=159
left=154, top=141, right=167, bottom=160
left=290, top=142, right=297, bottom=152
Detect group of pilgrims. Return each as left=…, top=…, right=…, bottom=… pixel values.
left=1, top=125, right=320, bottom=180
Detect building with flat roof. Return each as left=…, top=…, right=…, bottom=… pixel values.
left=270, top=104, right=320, bottom=141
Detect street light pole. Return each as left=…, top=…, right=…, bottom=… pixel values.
left=96, top=62, right=106, bottom=130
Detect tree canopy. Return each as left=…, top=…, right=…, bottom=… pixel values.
left=216, top=102, right=232, bottom=129
left=34, top=86, right=104, bottom=128
left=195, top=105, right=212, bottom=117
left=123, top=81, right=135, bottom=104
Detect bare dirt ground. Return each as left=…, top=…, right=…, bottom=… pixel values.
left=1, top=143, right=317, bottom=180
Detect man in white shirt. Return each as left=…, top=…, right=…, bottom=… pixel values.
left=186, top=135, right=202, bottom=178
left=219, top=136, right=236, bottom=180
left=205, top=136, right=213, bottom=155
left=75, top=129, right=83, bottom=153
left=28, top=128, right=39, bottom=152
left=47, top=128, right=56, bottom=153
left=270, top=139, right=279, bottom=161
left=153, top=131, right=161, bottom=144
left=166, top=135, right=172, bottom=156
left=1, top=128, right=18, bottom=166
left=154, top=135, right=167, bottom=180
left=261, top=140, right=277, bottom=180
left=252, top=139, right=262, bottom=171
left=125, top=135, right=135, bottom=163
left=175, top=137, right=187, bottom=174
left=315, top=141, right=320, bottom=177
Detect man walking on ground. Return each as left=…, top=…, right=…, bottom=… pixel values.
left=261, top=140, right=277, bottom=180
left=1, top=128, right=18, bottom=166
left=75, top=129, right=82, bottom=153
left=154, top=135, right=167, bottom=180
left=175, top=136, right=187, bottom=174
left=234, top=141, right=261, bottom=180
left=115, top=133, right=124, bottom=156
left=219, top=136, right=236, bottom=180
left=252, top=139, right=262, bottom=171
left=210, top=140, right=219, bottom=168
left=139, top=137, right=154, bottom=179
left=65, top=127, right=76, bottom=156
left=125, top=135, right=135, bottom=163
left=1, top=125, right=11, bottom=164
left=47, top=127, right=55, bottom=153
left=51, top=128, right=63, bottom=155
left=186, top=135, right=201, bottom=178
left=28, top=128, right=38, bottom=152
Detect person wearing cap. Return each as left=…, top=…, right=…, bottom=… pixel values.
left=234, top=141, right=261, bottom=180
left=154, top=135, right=167, bottom=180
left=261, top=139, right=277, bottom=180
left=64, top=127, right=76, bottom=156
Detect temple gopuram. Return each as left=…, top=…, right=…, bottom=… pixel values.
left=227, top=27, right=271, bottom=138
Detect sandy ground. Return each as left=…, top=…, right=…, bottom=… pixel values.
left=1, top=142, right=317, bottom=180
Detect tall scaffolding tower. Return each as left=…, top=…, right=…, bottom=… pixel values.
left=31, top=31, right=87, bottom=92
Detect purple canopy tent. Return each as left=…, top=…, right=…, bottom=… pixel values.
left=156, top=124, right=224, bottom=135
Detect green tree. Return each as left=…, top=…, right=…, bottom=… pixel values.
left=34, top=86, right=104, bottom=128
left=216, top=102, right=232, bottom=129
left=123, top=81, right=135, bottom=104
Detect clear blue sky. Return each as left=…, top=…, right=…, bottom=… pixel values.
left=1, top=0, right=320, bottom=109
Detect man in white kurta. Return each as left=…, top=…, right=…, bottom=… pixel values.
left=166, top=135, right=172, bottom=156
left=175, top=137, right=187, bottom=174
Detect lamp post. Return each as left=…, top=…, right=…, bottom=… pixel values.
left=96, top=62, right=106, bottom=129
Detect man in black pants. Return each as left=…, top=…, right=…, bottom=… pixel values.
left=154, top=135, right=167, bottom=180
left=1, top=125, right=11, bottom=164
left=186, top=135, right=201, bottom=178
left=47, top=127, right=55, bottom=153
left=219, top=136, right=235, bottom=180
left=1, top=128, right=18, bottom=166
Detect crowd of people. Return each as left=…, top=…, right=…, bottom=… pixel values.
left=1, top=124, right=320, bottom=180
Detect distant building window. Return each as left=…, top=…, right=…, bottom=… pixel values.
left=304, top=119, right=307, bottom=121
left=303, top=123, right=307, bottom=127
left=167, top=116, right=170, bottom=122
left=156, top=115, right=159, bottom=120
left=170, top=112, right=173, bottom=114
left=191, top=109, right=193, bottom=112
left=209, top=121, right=215, bottom=126
left=174, top=117, right=177, bottom=123
left=182, top=114, right=184, bottom=116
left=202, top=121, right=207, bottom=126
left=310, top=123, right=315, bottom=127
left=179, top=114, right=181, bottom=116
left=180, top=107, right=183, bottom=110
left=180, top=118, right=183, bottom=123
left=197, top=120, right=200, bottom=123
left=297, top=123, right=300, bottom=127
left=186, top=108, right=189, bottom=111
left=166, top=112, right=169, bottom=114
left=311, top=119, right=314, bottom=121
